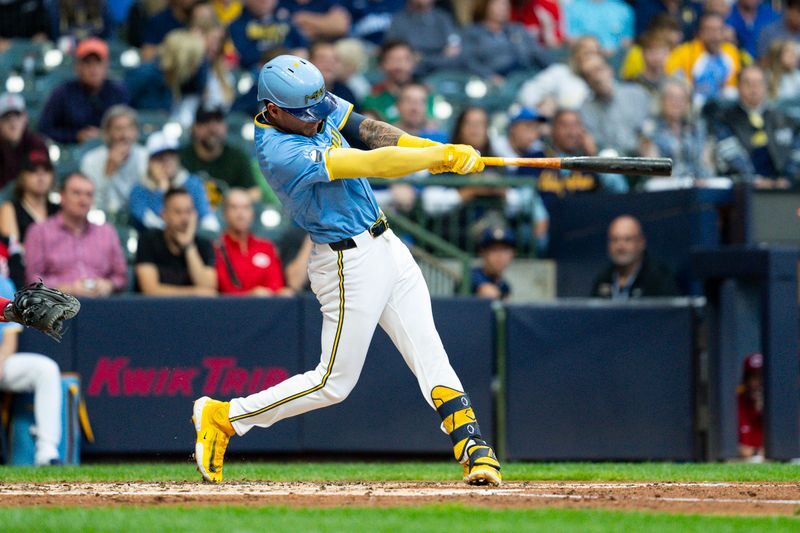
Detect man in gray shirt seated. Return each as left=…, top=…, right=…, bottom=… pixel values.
left=579, top=55, right=652, bottom=156
left=80, top=105, right=147, bottom=219
left=385, top=0, right=462, bottom=75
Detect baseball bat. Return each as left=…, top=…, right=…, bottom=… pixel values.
left=481, top=156, right=672, bottom=176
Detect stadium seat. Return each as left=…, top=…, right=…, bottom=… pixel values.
left=135, top=110, right=171, bottom=140
left=423, top=69, right=476, bottom=108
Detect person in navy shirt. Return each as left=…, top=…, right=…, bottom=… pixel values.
left=277, top=0, right=351, bottom=41
left=347, top=0, right=406, bottom=44
left=38, top=38, right=128, bottom=144
left=726, top=0, right=780, bottom=59
left=229, top=0, right=308, bottom=70
left=141, top=0, right=196, bottom=60
left=471, top=226, right=515, bottom=300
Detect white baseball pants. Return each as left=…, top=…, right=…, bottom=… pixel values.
left=229, top=229, right=465, bottom=434
left=0, top=353, right=62, bottom=464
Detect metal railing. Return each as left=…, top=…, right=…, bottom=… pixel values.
left=374, top=174, right=541, bottom=259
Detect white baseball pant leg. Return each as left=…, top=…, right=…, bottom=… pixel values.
left=228, top=229, right=464, bottom=435
left=0, top=353, right=62, bottom=464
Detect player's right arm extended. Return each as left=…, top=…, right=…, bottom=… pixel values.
left=325, top=145, right=445, bottom=180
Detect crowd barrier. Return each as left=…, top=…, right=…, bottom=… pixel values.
left=14, top=291, right=797, bottom=460
left=18, top=296, right=494, bottom=455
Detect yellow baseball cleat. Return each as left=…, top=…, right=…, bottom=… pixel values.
left=463, top=440, right=502, bottom=486
left=192, top=396, right=235, bottom=483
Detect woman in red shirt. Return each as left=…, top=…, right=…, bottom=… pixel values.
left=215, top=188, right=293, bottom=296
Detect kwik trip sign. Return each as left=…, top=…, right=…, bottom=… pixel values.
left=87, top=356, right=289, bottom=397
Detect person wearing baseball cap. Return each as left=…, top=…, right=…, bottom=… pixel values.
left=179, top=104, right=262, bottom=204
left=0, top=93, right=49, bottom=189
left=38, top=37, right=128, bottom=144
left=128, top=131, right=217, bottom=233
left=471, top=226, right=516, bottom=300
left=738, top=352, right=764, bottom=460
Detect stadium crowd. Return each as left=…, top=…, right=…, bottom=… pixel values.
left=0, top=0, right=798, bottom=300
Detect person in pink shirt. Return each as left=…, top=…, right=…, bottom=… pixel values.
left=24, top=172, right=128, bottom=296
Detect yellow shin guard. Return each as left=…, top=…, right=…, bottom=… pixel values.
left=431, top=386, right=501, bottom=486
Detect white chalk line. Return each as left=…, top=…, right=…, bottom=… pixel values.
left=1, top=484, right=800, bottom=507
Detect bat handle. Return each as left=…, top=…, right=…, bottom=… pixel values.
left=481, top=157, right=507, bottom=166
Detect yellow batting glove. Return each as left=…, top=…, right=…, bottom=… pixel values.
left=437, top=144, right=485, bottom=174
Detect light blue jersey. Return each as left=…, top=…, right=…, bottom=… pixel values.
left=254, top=94, right=381, bottom=244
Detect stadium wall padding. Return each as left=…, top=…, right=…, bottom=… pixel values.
left=504, top=302, right=698, bottom=461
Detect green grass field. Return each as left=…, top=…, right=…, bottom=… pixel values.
left=1, top=462, right=798, bottom=532
left=1, top=461, right=799, bottom=482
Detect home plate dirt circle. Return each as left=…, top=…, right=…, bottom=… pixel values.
left=1, top=481, right=799, bottom=515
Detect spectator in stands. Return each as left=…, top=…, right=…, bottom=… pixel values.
left=79, top=105, right=147, bottom=218
left=726, top=0, right=779, bottom=59
left=591, top=215, right=680, bottom=299
left=620, top=15, right=683, bottom=82
left=126, top=29, right=208, bottom=124
left=580, top=56, right=652, bottom=156
left=714, top=65, right=800, bottom=187
left=385, top=0, right=463, bottom=75
left=280, top=0, right=351, bottom=41
left=309, top=41, right=357, bottom=106
left=228, top=0, right=307, bottom=70
left=135, top=187, right=217, bottom=295
left=349, top=0, right=405, bottom=44
left=757, top=0, right=800, bottom=59
left=471, top=226, right=515, bottom=300
left=335, top=38, right=371, bottom=103
left=0, top=0, right=50, bottom=43
left=141, top=0, right=196, bottom=61
left=764, top=39, right=800, bottom=101
left=38, top=38, right=128, bottom=144
left=0, top=149, right=59, bottom=245
left=665, top=13, right=742, bottom=105
left=626, top=30, right=672, bottom=96
left=179, top=104, right=261, bottom=204
left=493, top=108, right=550, bottom=251
left=190, top=4, right=236, bottom=111
left=372, top=82, right=447, bottom=212
left=362, top=40, right=418, bottom=123
left=565, top=0, right=634, bottom=54
left=0, top=93, right=48, bottom=189
left=511, top=0, right=565, bottom=48
left=451, top=106, right=504, bottom=204
left=460, top=0, right=549, bottom=83
left=633, top=0, right=700, bottom=41
left=738, top=352, right=764, bottom=460
left=537, top=109, right=628, bottom=205
left=25, top=172, right=127, bottom=296
left=211, top=0, right=242, bottom=26
left=0, top=266, right=62, bottom=465
left=640, top=79, right=713, bottom=179
left=517, top=36, right=601, bottom=115
left=49, top=0, right=113, bottom=42
left=216, top=188, right=290, bottom=295
left=130, top=131, right=217, bottom=232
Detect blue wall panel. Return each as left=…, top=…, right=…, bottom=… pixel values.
left=505, top=303, right=696, bottom=460
left=300, top=296, right=495, bottom=454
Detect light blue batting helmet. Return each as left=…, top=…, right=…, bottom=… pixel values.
left=257, top=55, right=337, bottom=122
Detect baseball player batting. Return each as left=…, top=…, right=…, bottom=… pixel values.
left=193, top=55, right=501, bottom=486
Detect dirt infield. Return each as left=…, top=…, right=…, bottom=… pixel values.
left=1, top=481, right=799, bottom=515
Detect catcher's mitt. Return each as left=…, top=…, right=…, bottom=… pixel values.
left=3, top=281, right=81, bottom=341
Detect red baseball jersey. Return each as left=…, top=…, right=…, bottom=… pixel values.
left=215, top=233, right=285, bottom=294
left=737, top=391, right=763, bottom=448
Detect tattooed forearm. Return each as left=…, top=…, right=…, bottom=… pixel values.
left=359, top=118, right=404, bottom=149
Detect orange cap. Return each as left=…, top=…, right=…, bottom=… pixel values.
left=75, top=38, right=109, bottom=61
